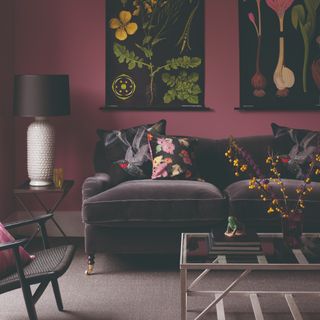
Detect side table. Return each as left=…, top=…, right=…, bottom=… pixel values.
left=14, top=180, right=74, bottom=237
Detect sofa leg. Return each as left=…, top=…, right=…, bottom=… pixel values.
left=85, top=254, right=95, bottom=275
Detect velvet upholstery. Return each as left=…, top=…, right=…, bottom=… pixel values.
left=83, top=180, right=225, bottom=225
left=83, top=134, right=320, bottom=255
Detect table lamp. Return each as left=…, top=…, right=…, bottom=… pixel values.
left=14, top=75, right=70, bottom=186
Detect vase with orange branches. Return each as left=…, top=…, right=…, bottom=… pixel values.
left=225, top=136, right=320, bottom=248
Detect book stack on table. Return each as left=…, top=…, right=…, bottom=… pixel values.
left=209, top=230, right=263, bottom=255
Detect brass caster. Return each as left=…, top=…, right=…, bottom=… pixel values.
left=85, top=264, right=94, bottom=275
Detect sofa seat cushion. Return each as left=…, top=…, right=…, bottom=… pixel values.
left=225, top=179, right=320, bottom=231
left=83, top=180, right=226, bottom=225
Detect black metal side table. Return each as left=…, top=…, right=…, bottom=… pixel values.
left=14, top=180, right=74, bottom=237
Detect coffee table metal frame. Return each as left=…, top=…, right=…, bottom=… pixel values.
left=180, top=232, right=320, bottom=320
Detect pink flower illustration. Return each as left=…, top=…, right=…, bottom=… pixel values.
left=248, top=12, right=256, bottom=25
left=265, top=0, right=294, bottom=18
left=157, top=138, right=167, bottom=146
left=183, top=156, right=192, bottom=165
left=152, top=162, right=168, bottom=179
left=162, top=140, right=175, bottom=154
left=180, top=150, right=188, bottom=156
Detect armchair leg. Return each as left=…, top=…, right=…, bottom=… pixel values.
left=85, top=254, right=95, bottom=275
left=14, top=248, right=38, bottom=320
left=22, top=285, right=38, bottom=320
left=52, top=279, right=63, bottom=311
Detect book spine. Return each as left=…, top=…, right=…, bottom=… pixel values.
left=209, top=250, right=263, bottom=255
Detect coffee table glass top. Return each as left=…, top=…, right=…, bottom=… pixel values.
left=180, top=233, right=320, bottom=269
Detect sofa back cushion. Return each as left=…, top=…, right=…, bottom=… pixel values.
left=94, top=134, right=275, bottom=189
left=271, top=123, right=320, bottom=179
left=193, top=135, right=274, bottom=189
left=94, top=120, right=166, bottom=175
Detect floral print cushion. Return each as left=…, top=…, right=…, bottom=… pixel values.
left=147, top=133, right=199, bottom=180
left=0, top=222, right=34, bottom=276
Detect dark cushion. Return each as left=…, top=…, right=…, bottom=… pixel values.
left=225, top=179, right=320, bottom=231
left=83, top=180, right=226, bottom=226
left=192, top=135, right=274, bottom=190
left=97, top=119, right=167, bottom=179
left=147, top=133, right=199, bottom=180
left=271, top=123, right=320, bottom=179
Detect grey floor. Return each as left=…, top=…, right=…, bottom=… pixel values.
left=1, top=239, right=320, bottom=320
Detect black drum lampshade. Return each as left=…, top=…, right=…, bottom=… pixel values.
left=13, top=74, right=70, bottom=117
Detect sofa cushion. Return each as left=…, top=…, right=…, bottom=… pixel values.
left=83, top=180, right=226, bottom=226
left=97, top=119, right=167, bottom=179
left=271, top=123, right=320, bottom=179
left=225, top=179, right=320, bottom=231
left=0, top=223, right=34, bottom=276
left=147, top=133, right=199, bottom=180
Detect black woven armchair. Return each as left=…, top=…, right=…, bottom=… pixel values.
left=0, top=214, right=75, bottom=320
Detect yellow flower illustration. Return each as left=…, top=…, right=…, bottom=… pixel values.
left=144, top=2, right=153, bottom=13
left=109, top=11, right=138, bottom=41
left=133, top=0, right=140, bottom=16
left=133, top=0, right=158, bottom=15
left=153, top=155, right=163, bottom=166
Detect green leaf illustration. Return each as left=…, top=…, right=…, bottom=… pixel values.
left=291, top=0, right=320, bottom=92
left=135, top=43, right=153, bottom=59
left=164, top=56, right=201, bottom=71
left=162, top=71, right=201, bottom=104
left=142, top=36, right=152, bottom=45
left=113, top=43, right=145, bottom=71
left=291, top=5, right=305, bottom=29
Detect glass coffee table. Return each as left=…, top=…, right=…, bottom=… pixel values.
left=180, top=233, right=320, bottom=320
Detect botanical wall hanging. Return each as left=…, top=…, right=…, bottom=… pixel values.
left=239, top=0, right=320, bottom=110
left=105, top=0, right=205, bottom=110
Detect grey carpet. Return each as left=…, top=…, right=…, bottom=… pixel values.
left=1, top=238, right=320, bottom=320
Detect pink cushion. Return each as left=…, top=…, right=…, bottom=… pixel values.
left=0, top=222, right=33, bottom=275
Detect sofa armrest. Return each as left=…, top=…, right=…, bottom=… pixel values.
left=82, top=173, right=112, bottom=201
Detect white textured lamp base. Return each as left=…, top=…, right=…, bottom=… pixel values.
left=27, top=117, right=55, bottom=186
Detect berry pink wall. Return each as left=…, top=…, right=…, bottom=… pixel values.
left=0, top=0, right=14, bottom=219
left=14, top=0, right=320, bottom=210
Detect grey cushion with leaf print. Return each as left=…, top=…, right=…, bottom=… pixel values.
left=271, top=123, right=320, bottom=179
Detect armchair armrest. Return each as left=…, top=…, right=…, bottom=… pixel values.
left=0, top=238, right=28, bottom=251
left=4, top=214, right=53, bottom=230
left=82, top=173, right=112, bottom=200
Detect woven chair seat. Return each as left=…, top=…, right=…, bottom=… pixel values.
left=0, top=245, right=75, bottom=294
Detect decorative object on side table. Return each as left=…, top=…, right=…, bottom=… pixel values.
left=53, top=168, right=64, bottom=189
left=14, top=75, right=70, bottom=186
left=225, top=137, right=320, bottom=248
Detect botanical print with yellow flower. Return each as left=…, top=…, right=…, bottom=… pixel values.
left=106, top=0, right=204, bottom=108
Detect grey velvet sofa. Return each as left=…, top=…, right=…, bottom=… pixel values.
left=82, top=135, right=320, bottom=274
